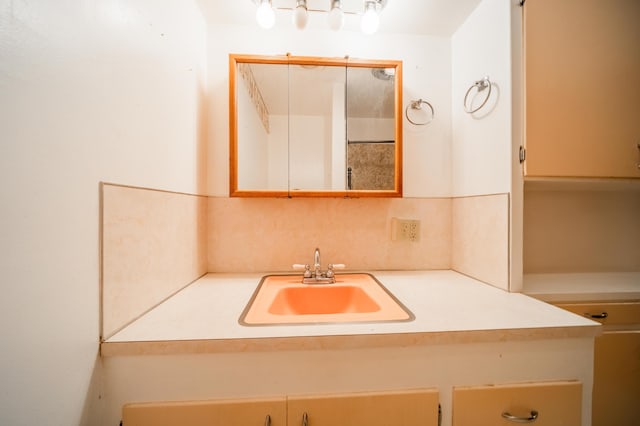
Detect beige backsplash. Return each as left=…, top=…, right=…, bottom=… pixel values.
left=207, top=197, right=452, bottom=272
left=101, top=184, right=510, bottom=338
left=452, top=194, right=510, bottom=291
left=101, top=183, right=208, bottom=339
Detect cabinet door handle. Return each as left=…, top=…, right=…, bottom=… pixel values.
left=301, top=412, right=308, bottom=426
left=585, top=312, right=608, bottom=319
left=501, top=410, right=539, bottom=423
left=265, top=415, right=271, bottom=426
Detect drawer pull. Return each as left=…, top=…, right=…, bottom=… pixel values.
left=302, top=412, right=308, bottom=426
left=265, top=415, right=271, bottom=426
left=586, top=312, right=608, bottom=319
left=502, top=410, right=539, bottom=423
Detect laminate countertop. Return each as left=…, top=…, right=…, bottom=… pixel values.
left=101, top=270, right=600, bottom=356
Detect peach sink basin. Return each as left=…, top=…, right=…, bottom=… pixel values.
left=239, top=273, right=414, bottom=326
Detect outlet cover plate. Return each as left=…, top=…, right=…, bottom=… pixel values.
left=391, top=217, right=421, bottom=242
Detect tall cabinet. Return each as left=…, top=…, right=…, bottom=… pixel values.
left=522, top=1, right=640, bottom=426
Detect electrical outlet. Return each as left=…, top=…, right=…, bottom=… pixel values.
left=391, top=218, right=421, bottom=242
left=406, top=220, right=420, bottom=242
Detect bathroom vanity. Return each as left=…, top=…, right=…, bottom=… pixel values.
left=101, top=271, right=599, bottom=426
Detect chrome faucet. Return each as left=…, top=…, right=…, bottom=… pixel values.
left=293, top=247, right=345, bottom=284
left=313, top=248, right=322, bottom=278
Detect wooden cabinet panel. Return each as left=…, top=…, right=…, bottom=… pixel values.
left=452, top=381, right=582, bottom=426
left=287, top=389, right=439, bottom=426
left=122, top=397, right=286, bottom=426
left=524, top=0, right=640, bottom=178
left=592, top=331, right=640, bottom=426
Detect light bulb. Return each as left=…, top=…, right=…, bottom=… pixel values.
left=361, top=1, right=379, bottom=35
left=293, top=0, right=308, bottom=30
left=255, top=0, right=275, bottom=29
left=328, top=0, right=344, bottom=31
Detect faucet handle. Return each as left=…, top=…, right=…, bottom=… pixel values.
left=293, top=263, right=312, bottom=278
left=325, top=263, right=346, bottom=279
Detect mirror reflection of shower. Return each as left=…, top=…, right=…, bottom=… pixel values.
left=346, top=140, right=395, bottom=190
left=346, top=66, right=396, bottom=191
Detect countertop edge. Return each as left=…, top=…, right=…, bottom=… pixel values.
left=100, top=325, right=601, bottom=357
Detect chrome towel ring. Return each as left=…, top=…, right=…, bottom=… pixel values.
left=405, top=98, right=434, bottom=125
left=463, top=76, right=492, bottom=114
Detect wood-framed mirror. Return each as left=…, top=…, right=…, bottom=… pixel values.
left=229, top=53, right=403, bottom=197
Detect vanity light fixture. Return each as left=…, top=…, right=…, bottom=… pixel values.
left=328, top=0, right=345, bottom=31
left=292, top=0, right=308, bottom=29
left=360, top=0, right=380, bottom=34
left=252, top=0, right=387, bottom=34
left=255, top=0, right=276, bottom=29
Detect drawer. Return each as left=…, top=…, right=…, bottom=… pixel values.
left=555, top=302, right=640, bottom=326
left=122, top=397, right=286, bottom=426
left=452, top=381, right=582, bottom=426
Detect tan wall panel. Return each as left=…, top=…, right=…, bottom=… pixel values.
left=523, top=189, right=640, bottom=273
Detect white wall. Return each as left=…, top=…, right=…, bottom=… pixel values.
left=0, top=0, right=206, bottom=424
left=237, top=77, right=269, bottom=189
left=290, top=115, right=328, bottom=190
left=207, top=25, right=453, bottom=197
left=267, top=115, right=289, bottom=190
left=451, top=0, right=513, bottom=197
left=263, top=114, right=330, bottom=191
left=331, top=83, right=347, bottom=189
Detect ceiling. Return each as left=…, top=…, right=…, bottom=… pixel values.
left=197, top=0, right=483, bottom=36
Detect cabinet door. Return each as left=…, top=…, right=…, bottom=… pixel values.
left=287, top=389, right=439, bottom=426
left=452, top=381, right=581, bottom=426
left=592, top=331, right=640, bottom=426
left=122, top=397, right=286, bottom=426
left=524, top=0, right=640, bottom=178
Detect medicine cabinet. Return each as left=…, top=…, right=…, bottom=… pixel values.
left=229, top=54, right=403, bottom=197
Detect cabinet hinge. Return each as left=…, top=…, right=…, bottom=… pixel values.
left=519, top=146, right=526, bottom=163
